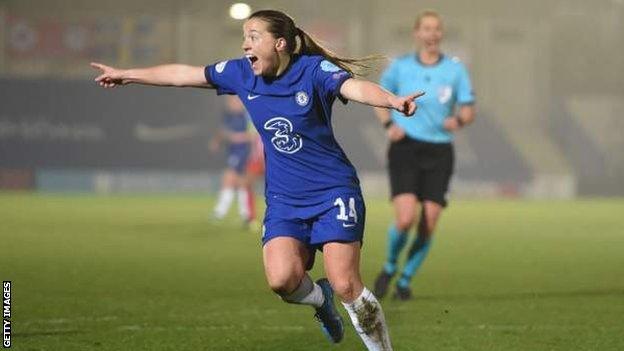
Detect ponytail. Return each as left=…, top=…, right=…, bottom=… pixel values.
left=295, top=27, right=382, bottom=77
left=249, top=10, right=383, bottom=78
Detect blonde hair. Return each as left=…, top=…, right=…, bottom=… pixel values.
left=249, top=10, right=381, bottom=77
left=414, top=9, right=443, bottom=30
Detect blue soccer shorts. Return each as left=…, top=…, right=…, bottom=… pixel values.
left=261, top=189, right=366, bottom=250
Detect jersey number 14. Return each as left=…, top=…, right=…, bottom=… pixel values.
left=334, top=197, right=358, bottom=223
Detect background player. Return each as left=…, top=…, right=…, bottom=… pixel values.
left=210, top=95, right=254, bottom=224
left=243, top=123, right=265, bottom=230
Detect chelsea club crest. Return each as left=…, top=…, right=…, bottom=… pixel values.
left=296, top=91, right=309, bottom=106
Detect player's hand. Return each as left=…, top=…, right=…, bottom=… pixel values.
left=386, top=124, right=406, bottom=142
left=390, top=91, right=425, bottom=117
left=443, top=116, right=461, bottom=131
left=90, top=62, right=126, bottom=88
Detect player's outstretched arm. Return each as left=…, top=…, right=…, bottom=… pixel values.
left=339, top=78, right=424, bottom=117
left=90, top=62, right=213, bottom=89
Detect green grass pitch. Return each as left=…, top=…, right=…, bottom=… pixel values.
left=1, top=193, right=623, bottom=350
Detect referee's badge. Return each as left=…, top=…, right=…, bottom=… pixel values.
left=296, top=91, right=309, bottom=106
left=438, top=85, right=453, bottom=104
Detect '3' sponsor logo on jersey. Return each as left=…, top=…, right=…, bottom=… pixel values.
left=263, top=117, right=303, bottom=154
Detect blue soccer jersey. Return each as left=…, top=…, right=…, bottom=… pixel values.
left=223, top=110, right=249, bottom=135
left=220, top=110, right=251, bottom=174
left=205, top=55, right=359, bottom=206
left=380, top=54, right=475, bottom=143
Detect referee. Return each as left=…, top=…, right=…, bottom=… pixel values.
left=373, top=10, right=476, bottom=300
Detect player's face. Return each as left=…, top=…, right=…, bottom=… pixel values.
left=242, top=18, right=281, bottom=76
left=414, top=16, right=443, bottom=54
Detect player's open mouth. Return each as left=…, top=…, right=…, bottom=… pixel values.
left=246, top=54, right=259, bottom=68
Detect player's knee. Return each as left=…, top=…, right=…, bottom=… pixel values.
left=330, top=278, right=359, bottom=302
left=396, top=216, right=415, bottom=232
left=266, top=270, right=304, bottom=296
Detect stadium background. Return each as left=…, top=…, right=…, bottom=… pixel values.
left=1, top=1, right=623, bottom=350
left=1, top=0, right=623, bottom=197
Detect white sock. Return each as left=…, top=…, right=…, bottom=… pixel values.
left=237, top=187, right=250, bottom=220
left=342, top=287, right=393, bottom=351
left=213, top=188, right=234, bottom=218
left=280, top=274, right=325, bottom=308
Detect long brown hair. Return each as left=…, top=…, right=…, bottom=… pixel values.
left=248, top=10, right=380, bottom=77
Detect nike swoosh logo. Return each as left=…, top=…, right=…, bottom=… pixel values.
left=247, top=94, right=260, bottom=100
left=342, top=223, right=356, bottom=228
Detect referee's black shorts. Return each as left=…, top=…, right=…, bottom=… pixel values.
left=388, top=137, right=454, bottom=207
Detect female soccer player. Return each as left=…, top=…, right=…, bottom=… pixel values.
left=373, top=10, right=476, bottom=301
left=243, top=123, right=265, bottom=229
left=210, top=95, right=254, bottom=224
left=91, top=10, right=423, bottom=350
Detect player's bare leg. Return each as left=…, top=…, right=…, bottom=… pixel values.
left=324, top=242, right=393, bottom=350
left=263, top=237, right=343, bottom=343
left=213, top=169, right=239, bottom=219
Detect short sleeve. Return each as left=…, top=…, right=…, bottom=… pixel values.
left=455, top=62, right=475, bottom=105
left=379, top=60, right=399, bottom=94
left=205, top=59, right=243, bottom=95
left=313, top=59, right=353, bottom=104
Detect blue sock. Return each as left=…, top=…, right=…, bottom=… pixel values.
left=383, top=225, right=408, bottom=275
left=397, top=235, right=431, bottom=288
